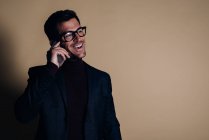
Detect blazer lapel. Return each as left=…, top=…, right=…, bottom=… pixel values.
left=86, top=64, right=94, bottom=100
left=85, top=63, right=96, bottom=123
left=55, top=69, right=68, bottom=112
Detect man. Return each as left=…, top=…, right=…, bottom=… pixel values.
left=15, top=10, right=122, bottom=140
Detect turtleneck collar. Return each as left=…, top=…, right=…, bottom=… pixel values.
left=62, top=55, right=85, bottom=71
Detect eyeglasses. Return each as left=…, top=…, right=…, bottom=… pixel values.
left=60, top=26, right=86, bottom=42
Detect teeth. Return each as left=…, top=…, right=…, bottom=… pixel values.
left=75, top=44, right=82, bottom=48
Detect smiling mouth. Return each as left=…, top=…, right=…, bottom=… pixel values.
left=74, top=43, right=83, bottom=49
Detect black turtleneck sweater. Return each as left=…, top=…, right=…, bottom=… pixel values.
left=47, top=58, right=88, bottom=140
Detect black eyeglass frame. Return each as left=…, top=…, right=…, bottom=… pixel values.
left=59, top=26, right=87, bottom=42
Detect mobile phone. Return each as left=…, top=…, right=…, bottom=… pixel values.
left=50, top=40, right=59, bottom=48
left=48, top=40, right=65, bottom=66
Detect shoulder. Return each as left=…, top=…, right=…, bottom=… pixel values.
left=85, top=63, right=112, bottom=94
left=28, top=65, right=48, bottom=77
left=85, top=62, right=111, bottom=80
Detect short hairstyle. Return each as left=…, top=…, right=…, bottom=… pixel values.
left=44, top=9, right=80, bottom=42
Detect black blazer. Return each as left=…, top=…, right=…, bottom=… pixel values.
left=15, top=62, right=121, bottom=140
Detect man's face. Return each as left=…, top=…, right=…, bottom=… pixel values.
left=57, top=18, right=86, bottom=59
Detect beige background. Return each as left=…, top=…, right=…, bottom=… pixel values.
left=1, top=0, right=209, bottom=140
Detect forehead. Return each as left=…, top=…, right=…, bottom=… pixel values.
left=57, top=18, right=80, bottom=33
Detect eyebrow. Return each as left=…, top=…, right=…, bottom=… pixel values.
left=60, top=26, right=82, bottom=36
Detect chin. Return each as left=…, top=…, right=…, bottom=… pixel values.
left=76, top=52, right=86, bottom=59
left=79, top=53, right=86, bottom=59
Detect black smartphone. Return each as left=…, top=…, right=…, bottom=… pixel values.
left=47, top=40, right=64, bottom=65
left=48, top=40, right=76, bottom=63
left=50, top=40, right=59, bottom=48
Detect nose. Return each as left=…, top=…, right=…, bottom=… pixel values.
left=73, top=33, right=81, bottom=42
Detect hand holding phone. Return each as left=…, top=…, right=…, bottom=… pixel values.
left=50, top=41, right=70, bottom=68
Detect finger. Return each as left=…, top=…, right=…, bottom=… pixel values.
left=51, top=41, right=60, bottom=49
left=64, top=53, right=70, bottom=58
left=66, top=53, right=70, bottom=58
left=56, top=48, right=69, bottom=55
left=57, top=49, right=71, bottom=59
left=57, top=52, right=66, bottom=61
left=54, top=48, right=70, bottom=58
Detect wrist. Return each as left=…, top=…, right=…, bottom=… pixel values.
left=47, top=61, right=59, bottom=75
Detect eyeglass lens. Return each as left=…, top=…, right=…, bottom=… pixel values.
left=63, top=27, right=86, bottom=42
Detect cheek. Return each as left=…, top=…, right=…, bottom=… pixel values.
left=64, top=42, right=74, bottom=50
left=64, top=38, right=86, bottom=50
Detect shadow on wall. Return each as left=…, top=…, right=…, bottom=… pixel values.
left=0, top=22, right=37, bottom=140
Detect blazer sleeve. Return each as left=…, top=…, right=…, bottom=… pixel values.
left=103, top=73, right=122, bottom=140
left=14, top=66, right=55, bottom=123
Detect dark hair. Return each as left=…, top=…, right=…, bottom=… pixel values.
left=44, top=9, right=80, bottom=42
